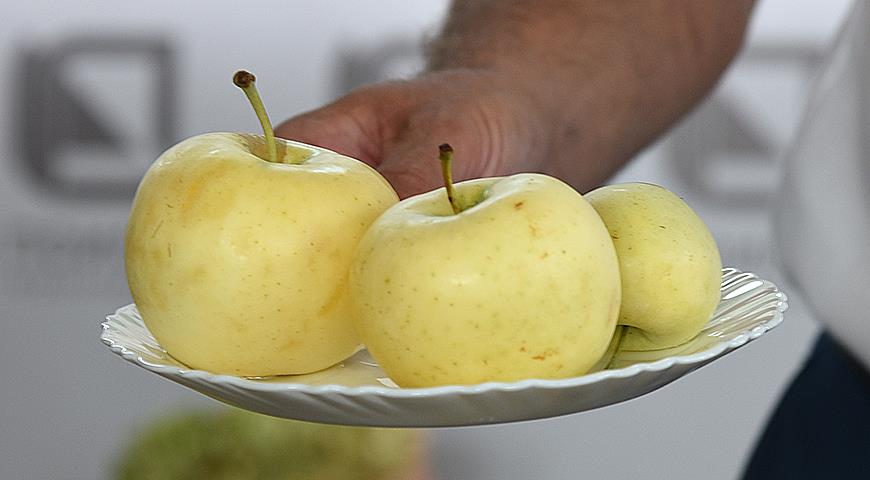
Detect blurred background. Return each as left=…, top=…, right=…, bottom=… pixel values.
left=0, top=0, right=855, bottom=478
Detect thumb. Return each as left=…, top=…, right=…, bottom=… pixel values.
left=274, top=98, right=381, bottom=166
left=377, top=122, right=495, bottom=199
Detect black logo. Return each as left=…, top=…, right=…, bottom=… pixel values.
left=16, top=35, right=176, bottom=200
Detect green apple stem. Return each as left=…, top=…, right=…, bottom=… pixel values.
left=439, top=143, right=462, bottom=214
left=233, top=70, right=278, bottom=163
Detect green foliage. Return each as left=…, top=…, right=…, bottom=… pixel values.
left=115, top=408, right=416, bottom=480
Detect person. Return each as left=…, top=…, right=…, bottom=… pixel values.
left=276, top=1, right=869, bottom=477
left=277, top=1, right=755, bottom=199
left=744, top=0, right=870, bottom=477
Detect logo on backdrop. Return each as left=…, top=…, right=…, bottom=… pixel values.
left=666, top=45, right=822, bottom=207
left=16, top=35, right=176, bottom=200
left=2, top=34, right=176, bottom=299
left=662, top=44, right=822, bottom=268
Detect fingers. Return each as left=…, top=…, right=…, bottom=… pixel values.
left=377, top=144, right=445, bottom=199
left=274, top=95, right=382, bottom=166
left=274, top=82, right=474, bottom=198
left=273, top=71, right=537, bottom=199
left=377, top=89, right=513, bottom=198
left=377, top=122, right=490, bottom=199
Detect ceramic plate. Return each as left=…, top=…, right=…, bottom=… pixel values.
left=101, top=268, right=786, bottom=427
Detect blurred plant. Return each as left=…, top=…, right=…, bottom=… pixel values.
left=115, top=408, right=422, bottom=480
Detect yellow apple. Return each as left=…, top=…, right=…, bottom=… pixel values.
left=124, top=72, right=398, bottom=376
left=585, top=182, right=722, bottom=351
left=349, top=150, right=621, bottom=387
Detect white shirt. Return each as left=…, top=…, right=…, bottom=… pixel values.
left=775, top=0, right=870, bottom=369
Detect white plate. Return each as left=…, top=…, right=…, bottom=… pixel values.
left=101, top=268, right=786, bottom=427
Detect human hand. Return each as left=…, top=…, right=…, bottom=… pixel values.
left=275, top=69, right=550, bottom=198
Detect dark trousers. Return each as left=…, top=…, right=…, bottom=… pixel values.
left=742, top=332, right=870, bottom=479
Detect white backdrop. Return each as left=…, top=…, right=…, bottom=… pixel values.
left=0, top=1, right=854, bottom=478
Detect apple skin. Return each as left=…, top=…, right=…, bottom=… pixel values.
left=348, top=174, right=621, bottom=387
left=125, top=133, right=398, bottom=376
left=585, top=182, right=722, bottom=351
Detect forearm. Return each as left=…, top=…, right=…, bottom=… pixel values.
left=427, top=0, right=755, bottom=190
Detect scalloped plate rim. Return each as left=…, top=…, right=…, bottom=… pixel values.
left=100, top=268, right=787, bottom=398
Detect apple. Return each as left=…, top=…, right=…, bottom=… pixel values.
left=348, top=145, right=621, bottom=387
left=124, top=71, right=398, bottom=376
left=585, top=182, right=722, bottom=351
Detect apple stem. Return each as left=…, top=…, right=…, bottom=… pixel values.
left=233, top=70, right=279, bottom=163
left=439, top=143, right=462, bottom=214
